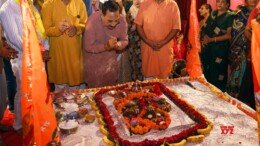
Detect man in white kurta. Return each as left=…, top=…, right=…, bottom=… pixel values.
left=0, top=0, right=23, bottom=131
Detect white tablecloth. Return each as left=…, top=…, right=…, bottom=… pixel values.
left=60, top=79, right=257, bottom=146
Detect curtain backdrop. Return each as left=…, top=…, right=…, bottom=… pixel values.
left=207, top=0, right=245, bottom=10
left=176, top=0, right=206, bottom=20
left=175, top=0, right=207, bottom=36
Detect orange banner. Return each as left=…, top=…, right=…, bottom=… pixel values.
left=186, top=0, right=203, bottom=77
left=252, top=20, right=260, bottom=95
left=252, top=19, right=260, bottom=142
left=21, top=0, right=59, bottom=145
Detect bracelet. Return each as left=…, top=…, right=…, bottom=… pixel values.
left=214, top=37, right=217, bottom=42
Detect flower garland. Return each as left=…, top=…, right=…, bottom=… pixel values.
left=195, top=77, right=257, bottom=121
left=94, top=82, right=210, bottom=145
left=139, top=107, right=171, bottom=130
left=113, top=91, right=171, bottom=134
left=124, top=117, right=155, bottom=135
left=114, top=91, right=155, bottom=111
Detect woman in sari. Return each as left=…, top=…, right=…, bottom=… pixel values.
left=199, top=4, right=212, bottom=28
left=200, top=0, right=234, bottom=91
left=238, top=0, right=259, bottom=109
left=227, top=0, right=259, bottom=98
left=126, top=0, right=143, bottom=81
left=199, top=3, right=212, bottom=79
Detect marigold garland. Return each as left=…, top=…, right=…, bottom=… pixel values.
left=113, top=91, right=171, bottom=134
left=94, top=81, right=212, bottom=145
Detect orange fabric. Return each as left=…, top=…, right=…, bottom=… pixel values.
left=251, top=19, right=260, bottom=143
left=252, top=20, right=260, bottom=93
left=21, top=0, right=59, bottom=145
left=0, top=110, right=14, bottom=126
left=135, top=0, right=181, bottom=78
left=186, top=0, right=203, bottom=77
left=0, top=109, right=22, bottom=146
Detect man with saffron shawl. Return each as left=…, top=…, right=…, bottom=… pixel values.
left=135, top=0, right=181, bottom=79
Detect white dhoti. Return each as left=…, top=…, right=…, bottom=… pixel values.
left=11, top=54, right=22, bottom=130
left=0, top=69, right=7, bottom=120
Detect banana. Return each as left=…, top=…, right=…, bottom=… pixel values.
left=92, top=105, right=99, bottom=111
left=100, top=126, right=109, bottom=135
left=89, top=102, right=96, bottom=107
left=208, top=121, right=214, bottom=127
left=197, top=124, right=212, bottom=135
left=165, top=139, right=186, bottom=146
left=89, top=100, right=96, bottom=106
left=87, top=98, right=95, bottom=103
left=103, top=136, right=115, bottom=146
left=98, top=118, right=106, bottom=125
left=96, top=111, right=102, bottom=118
left=89, top=100, right=96, bottom=105
left=187, top=135, right=205, bottom=142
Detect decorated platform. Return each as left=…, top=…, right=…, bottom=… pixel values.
left=54, top=77, right=257, bottom=146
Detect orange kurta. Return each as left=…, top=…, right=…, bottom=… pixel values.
left=135, top=0, right=181, bottom=78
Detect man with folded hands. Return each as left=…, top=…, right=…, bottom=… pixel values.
left=83, top=0, right=128, bottom=88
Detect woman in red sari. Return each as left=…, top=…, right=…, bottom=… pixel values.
left=172, top=32, right=187, bottom=60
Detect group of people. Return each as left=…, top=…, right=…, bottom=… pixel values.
left=199, top=0, right=260, bottom=109
left=0, top=0, right=181, bottom=134
left=41, top=0, right=181, bottom=89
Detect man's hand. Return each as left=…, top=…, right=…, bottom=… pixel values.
left=145, top=39, right=157, bottom=50
left=67, top=25, right=77, bottom=37
left=42, top=50, right=51, bottom=61
left=105, top=37, right=118, bottom=51
left=154, top=41, right=165, bottom=51
left=109, top=37, right=117, bottom=48
left=58, top=21, right=70, bottom=33
left=146, top=39, right=164, bottom=51
left=0, top=46, right=18, bottom=59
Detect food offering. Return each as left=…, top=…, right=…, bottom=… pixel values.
left=59, top=119, right=79, bottom=135
left=53, top=91, right=96, bottom=135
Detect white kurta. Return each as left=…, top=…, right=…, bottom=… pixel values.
left=0, top=0, right=23, bottom=130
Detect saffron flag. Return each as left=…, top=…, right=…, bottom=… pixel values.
left=186, top=0, right=203, bottom=77
left=21, top=0, right=59, bottom=145
left=251, top=20, right=260, bottom=142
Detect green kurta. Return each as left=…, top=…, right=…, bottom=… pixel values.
left=42, top=0, right=87, bottom=86
left=200, top=10, right=234, bottom=91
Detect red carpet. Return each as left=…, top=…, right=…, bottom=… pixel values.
left=0, top=110, right=22, bottom=146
